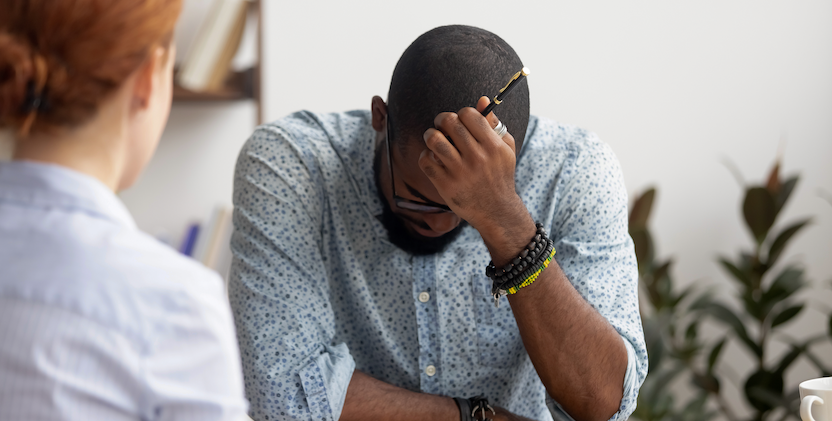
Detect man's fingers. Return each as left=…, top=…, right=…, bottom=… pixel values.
left=433, top=112, right=477, bottom=155
left=458, top=105, right=511, bottom=154
left=423, top=127, right=461, bottom=165
left=417, top=148, right=447, bottom=181
left=471, top=95, right=516, bottom=153
left=476, top=96, right=500, bottom=130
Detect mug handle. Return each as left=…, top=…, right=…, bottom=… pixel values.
left=801, top=395, right=824, bottom=421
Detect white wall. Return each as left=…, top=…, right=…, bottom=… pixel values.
left=120, top=0, right=831, bottom=418
left=260, top=1, right=832, bottom=291
left=119, top=102, right=256, bottom=243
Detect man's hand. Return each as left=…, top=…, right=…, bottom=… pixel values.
left=419, top=96, right=536, bottom=264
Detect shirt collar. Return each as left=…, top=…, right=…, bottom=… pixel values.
left=0, top=160, right=136, bottom=229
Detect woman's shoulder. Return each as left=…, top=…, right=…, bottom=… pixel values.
left=0, top=219, right=228, bottom=350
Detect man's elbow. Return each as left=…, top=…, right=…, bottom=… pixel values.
left=568, top=384, right=622, bottom=421
left=588, top=384, right=623, bottom=421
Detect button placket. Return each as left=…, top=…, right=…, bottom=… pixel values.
left=413, top=255, right=441, bottom=393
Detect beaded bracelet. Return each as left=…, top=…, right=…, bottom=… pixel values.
left=485, top=223, right=555, bottom=307
left=492, top=240, right=554, bottom=305
left=485, top=223, right=548, bottom=283
left=503, top=244, right=555, bottom=295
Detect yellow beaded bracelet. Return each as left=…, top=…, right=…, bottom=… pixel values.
left=505, top=247, right=556, bottom=295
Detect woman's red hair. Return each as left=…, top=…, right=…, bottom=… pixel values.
left=0, top=0, right=183, bottom=136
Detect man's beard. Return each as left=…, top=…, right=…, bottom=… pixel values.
left=373, top=145, right=466, bottom=255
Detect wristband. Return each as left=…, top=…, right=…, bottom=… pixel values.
left=454, top=397, right=473, bottom=421
left=454, top=395, right=496, bottom=421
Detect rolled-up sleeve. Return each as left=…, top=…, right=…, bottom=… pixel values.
left=543, top=136, right=648, bottom=420
left=228, top=124, right=355, bottom=421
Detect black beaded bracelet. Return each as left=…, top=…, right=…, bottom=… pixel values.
left=485, top=223, right=555, bottom=307
left=485, top=223, right=548, bottom=284
left=493, top=238, right=554, bottom=293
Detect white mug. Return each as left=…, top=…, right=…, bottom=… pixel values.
left=800, top=377, right=832, bottom=421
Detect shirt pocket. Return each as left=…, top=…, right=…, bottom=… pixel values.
left=471, top=274, right=525, bottom=367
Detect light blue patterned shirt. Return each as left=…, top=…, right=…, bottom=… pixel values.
left=0, top=161, right=249, bottom=421
left=229, top=111, right=647, bottom=421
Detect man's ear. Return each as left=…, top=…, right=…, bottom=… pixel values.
left=131, top=47, right=164, bottom=112
left=370, top=96, right=387, bottom=132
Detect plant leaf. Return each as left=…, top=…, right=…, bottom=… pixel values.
left=641, top=364, right=685, bottom=405
left=702, top=302, right=762, bottom=357
left=631, top=228, right=653, bottom=276
left=688, top=292, right=714, bottom=311
left=747, top=387, right=794, bottom=413
left=740, top=290, right=764, bottom=321
left=744, top=369, right=784, bottom=412
left=775, top=345, right=803, bottom=375
left=762, top=267, right=805, bottom=307
left=630, top=188, right=656, bottom=230
left=671, top=284, right=695, bottom=308
left=770, top=304, right=803, bottom=329
left=775, top=176, right=799, bottom=216
left=685, top=322, right=698, bottom=342
left=766, top=160, right=781, bottom=195
left=692, top=372, right=720, bottom=394
left=653, top=260, right=674, bottom=308
left=679, top=393, right=715, bottom=421
left=653, top=260, right=671, bottom=285
left=642, top=317, right=665, bottom=372
left=707, top=337, right=726, bottom=373
left=743, top=187, right=777, bottom=245
left=767, top=219, right=812, bottom=267
left=718, top=257, right=753, bottom=288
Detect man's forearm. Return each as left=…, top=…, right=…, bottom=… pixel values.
left=481, top=219, right=627, bottom=421
left=507, top=259, right=627, bottom=421
left=340, top=370, right=459, bottom=421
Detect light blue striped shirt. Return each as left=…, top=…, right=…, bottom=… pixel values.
left=0, top=161, right=249, bottom=421
left=229, top=111, right=647, bottom=421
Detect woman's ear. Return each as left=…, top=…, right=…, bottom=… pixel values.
left=130, top=46, right=166, bottom=111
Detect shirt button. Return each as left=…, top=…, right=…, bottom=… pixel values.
left=425, top=365, right=436, bottom=376
left=418, top=292, right=430, bottom=303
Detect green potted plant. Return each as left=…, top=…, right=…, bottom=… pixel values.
left=693, top=160, right=823, bottom=421
left=629, top=188, right=716, bottom=421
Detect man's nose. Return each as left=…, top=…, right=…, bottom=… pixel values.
left=422, top=212, right=461, bottom=235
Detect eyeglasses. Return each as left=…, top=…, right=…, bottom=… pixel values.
left=385, top=118, right=453, bottom=214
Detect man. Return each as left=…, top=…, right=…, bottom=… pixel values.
left=229, top=25, right=646, bottom=421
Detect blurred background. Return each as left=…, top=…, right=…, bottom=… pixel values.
left=1, top=1, right=829, bottom=419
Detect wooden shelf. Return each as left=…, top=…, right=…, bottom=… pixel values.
left=173, top=67, right=256, bottom=101
left=171, top=0, right=262, bottom=124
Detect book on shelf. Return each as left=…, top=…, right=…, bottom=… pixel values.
left=189, top=205, right=235, bottom=281
left=176, top=0, right=249, bottom=92
left=178, top=222, right=201, bottom=256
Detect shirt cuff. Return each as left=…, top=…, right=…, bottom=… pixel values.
left=298, top=342, right=355, bottom=421
left=545, top=335, right=639, bottom=421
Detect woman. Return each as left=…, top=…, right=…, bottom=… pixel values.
left=0, top=1, right=248, bottom=420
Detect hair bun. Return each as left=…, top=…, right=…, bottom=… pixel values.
left=2, top=0, right=183, bottom=136
left=0, top=33, right=38, bottom=129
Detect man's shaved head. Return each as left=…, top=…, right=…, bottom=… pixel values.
left=387, top=25, right=530, bottom=153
